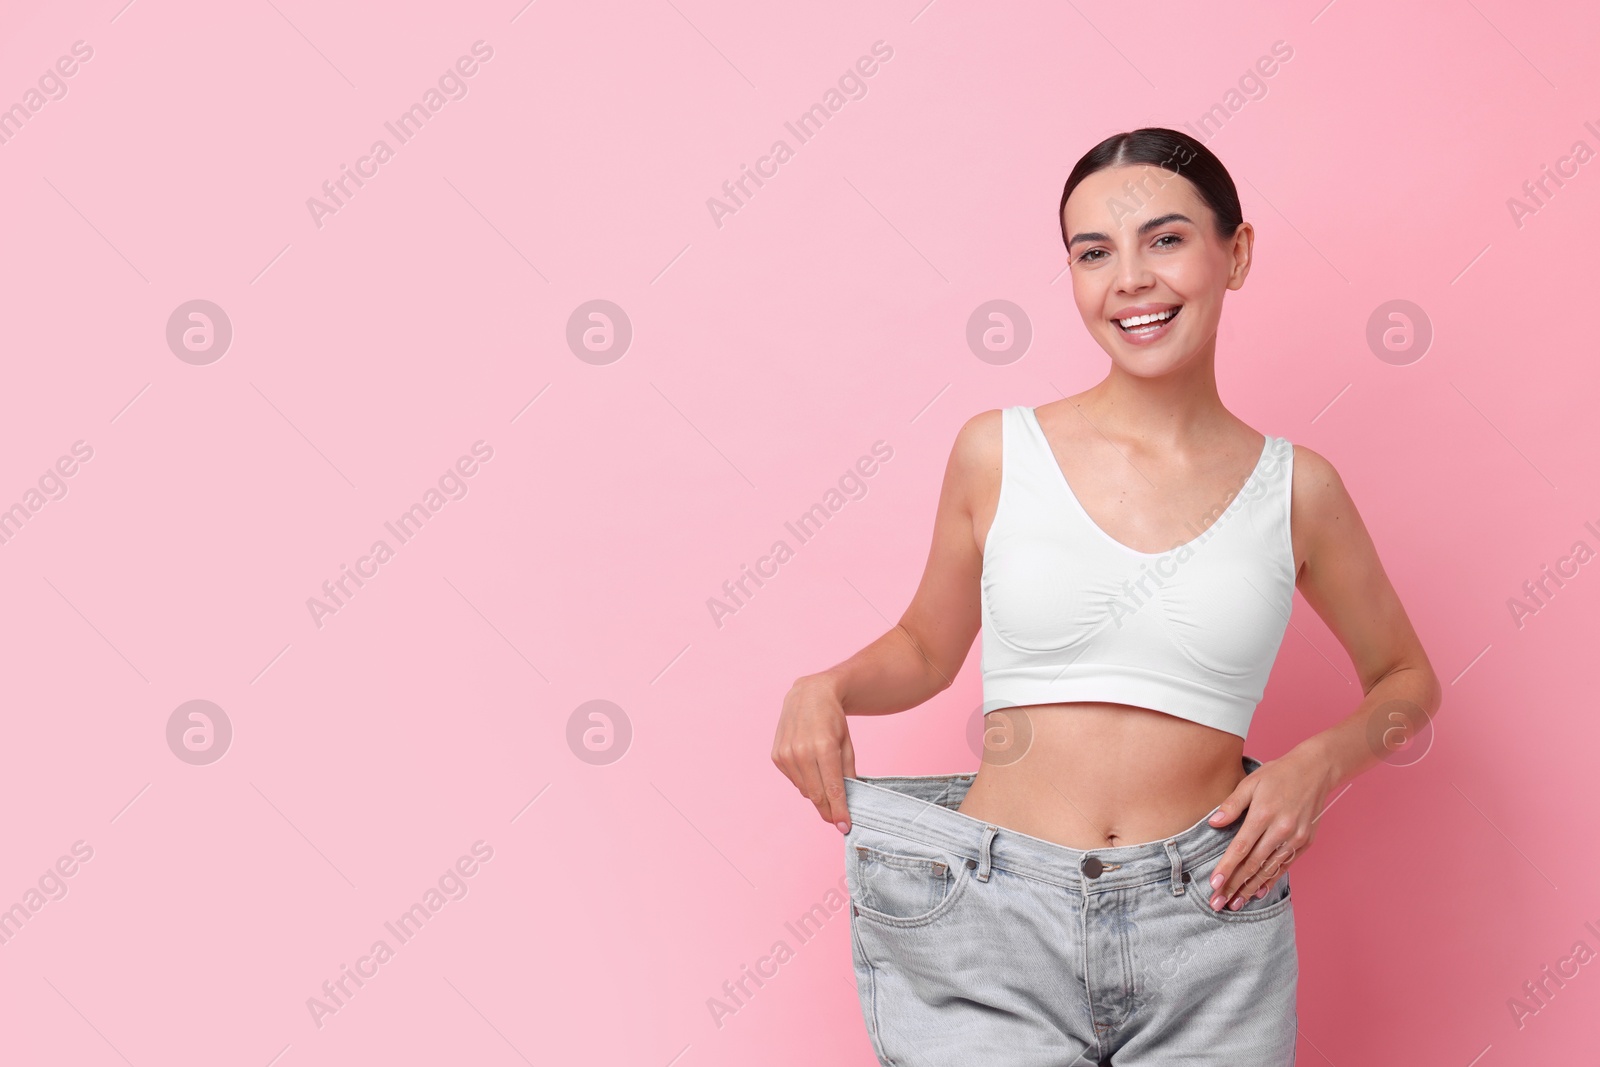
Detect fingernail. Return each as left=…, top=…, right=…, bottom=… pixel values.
left=1229, top=897, right=1243, bottom=910
left=836, top=821, right=849, bottom=834
left=1210, top=872, right=1223, bottom=888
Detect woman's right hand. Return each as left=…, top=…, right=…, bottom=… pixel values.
left=772, top=675, right=857, bottom=834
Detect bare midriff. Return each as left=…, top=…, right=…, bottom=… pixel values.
left=959, top=403, right=1293, bottom=851
left=953, top=700, right=1248, bottom=850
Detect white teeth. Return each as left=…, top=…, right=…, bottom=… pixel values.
left=1117, top=308, right=1178, bottom=328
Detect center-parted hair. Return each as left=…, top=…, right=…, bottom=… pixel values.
left=1058, top=127, right=1244, bottom=249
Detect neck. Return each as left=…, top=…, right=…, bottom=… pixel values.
left=1082, top=341, right=1229, bottom=450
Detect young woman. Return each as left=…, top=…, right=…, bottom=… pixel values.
left=771, top=127, right=1441, bottom=1065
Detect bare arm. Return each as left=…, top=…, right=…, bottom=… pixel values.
left=1209, top=444, right=1443, bottom=906
left=771, top=410, right=995, bottom=829
left=1288, top=445, right=1442, bottom=787
left=809, top=410, right=991, bottom=712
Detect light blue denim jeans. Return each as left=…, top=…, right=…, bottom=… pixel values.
left=843, top=756, right=1297, bottom=1065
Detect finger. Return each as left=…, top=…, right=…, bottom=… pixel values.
left=782, top=745, right=828, bottom=826
left=770, top=742, right=800, bottom=796
left=1213, top=848, right=1265, bottom=909
left=1252, top=855, right=1289, bottom=899
left=814, top=746, right=851, bottom=833
left=1208, top=814, right=1268, bottom=907
left=831, top=725, right=858, bottom=830
left=1206, top=817, right=1251, bottom=893
left=1203, top=792, right=1255, bottom=899
left=1226, top=840, right=1298, bottom=909
left=1235, top=855, right=1290, bottom=908
left=1255, top=848, right=1296, bottom=900
left=1228, top=847, right=1283, bottom=908
left=1207, top=779, right=1255, bottom=830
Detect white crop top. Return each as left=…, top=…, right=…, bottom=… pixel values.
left=980, top=405, right=1296, bottom=739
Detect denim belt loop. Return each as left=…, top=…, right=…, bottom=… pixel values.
left=1163, top=838, right=1185, bottom=896
left=976, top=824, right=998, bottom=882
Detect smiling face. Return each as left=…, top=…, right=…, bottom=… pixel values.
left=1062, top=164, right=1251, bottom=375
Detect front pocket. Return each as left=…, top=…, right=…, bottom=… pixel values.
left=1184, top=852, right=1294, bottom=923
left=847, top=832, right=969, bottom=928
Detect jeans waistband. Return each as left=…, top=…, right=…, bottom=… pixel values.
left=843, top=755, right=1263, bottom=893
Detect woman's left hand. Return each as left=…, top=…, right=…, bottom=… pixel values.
left=1204, top=746, right=1337, bottom=911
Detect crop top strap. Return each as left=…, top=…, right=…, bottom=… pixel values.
left=999, top=405, right=1057, bottom=507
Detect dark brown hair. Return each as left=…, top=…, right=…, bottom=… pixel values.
left=1058, top=127, right=1243, bottom=249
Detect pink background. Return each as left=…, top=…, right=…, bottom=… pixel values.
left=0, top=0, right=1596, bottom=1063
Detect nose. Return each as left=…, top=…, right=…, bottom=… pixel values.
left=1114, top=255, right=1154, bottom=296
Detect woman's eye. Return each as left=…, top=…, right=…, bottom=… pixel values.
left=1076, top=235, right=1180, bottom=263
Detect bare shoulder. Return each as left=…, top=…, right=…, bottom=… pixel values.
left=941, top=408, right=1005, bottom=548
left=1287, top=443, right=1367, bottom=576
left=949, top=406, right=1004, bottom=475
left=1288, top=443, right=1354, bottom=517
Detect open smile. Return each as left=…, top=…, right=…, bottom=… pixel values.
left=1114, top=305, right=1182, bottom=335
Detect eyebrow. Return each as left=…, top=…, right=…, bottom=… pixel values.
left=1066, top=212, right=1194, bottom=250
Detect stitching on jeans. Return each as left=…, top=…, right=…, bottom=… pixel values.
left=855, top=846, right=951, bottom=920
left=1182, top=875, right=1294, bottom=923
left=855, top=844, right=948, bottom=876
left=1116, top=889, right=1136, bottom=1030
left=851, top=860, right=972, bottom=929
left=848, top=825, right=964, bottom=870
left=848, top=816, right=1237, bottom=894
left=1081, top=886, right=1105, bottom=1061
left=850, top=916, right=893, bottom=1066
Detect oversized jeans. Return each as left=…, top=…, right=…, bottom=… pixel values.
left=843, top=756, right=1297, bottom=1065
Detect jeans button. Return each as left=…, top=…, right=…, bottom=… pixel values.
left=1081, top=855, right=1103, bottom=878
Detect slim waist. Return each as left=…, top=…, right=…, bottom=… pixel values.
left=842, top=755, right=1263, bottom=893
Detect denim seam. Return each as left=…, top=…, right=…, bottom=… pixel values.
left=1080, top=884, right=1106, bottom=1060
left=849, top=816, right=1236, bottom=896
left=1116, top=890, right=1136, bottom=1032
left=855, top=844, right=950, bottom=875
left=849, top=915, right=893, bottom=1066
left=852, top=785, right=1259, bottom=892
left=1182, top=879, right=1294, bottom=923
left=851, top=863, right=972, bottom=929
